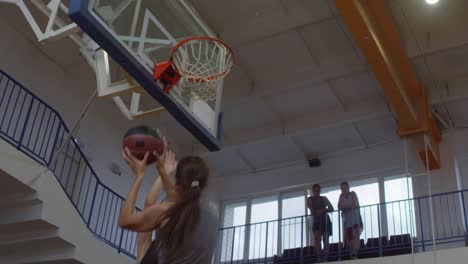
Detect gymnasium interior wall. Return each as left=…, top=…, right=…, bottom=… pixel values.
left=0, top=19, right=154, bottom=208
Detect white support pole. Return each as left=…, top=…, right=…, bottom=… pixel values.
left=127, top=0, right=142, bottom=49
left=30, top=0, right=82, bottom=43
left=113, top=97, right=134, bottom=120
left=453, top=153, right=467, bottom=235
left=58, top=1, right=68, bottom=13
left=95, top=50, right=112, bottom=97
left=17, top=0, right=45, bottom=40
left=44, top=0, right=60, bottom=34
left=130, top=92, right=141, bottom=114
left=378, top=175, right=388, bottom=237
left=0, top=0, right=21, bottom=4
left=424, top=134, right=437, bottom=250
left=243, top=200, right=252, bottom=261
left=404, top=139, right=415, bottom=254
left=41, top=23, right=81, bottom=42
left=277, top=193, right=283, bottom=255
left=213, top=79, right=224, bottom=137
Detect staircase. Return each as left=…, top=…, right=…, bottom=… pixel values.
left=0, top=70, right=135, bottom=263
left=0, top=171, right=81, bottom=263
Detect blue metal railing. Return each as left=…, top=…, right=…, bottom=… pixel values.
left=0, top=69, right=140, bottom=259
left=218, top=190, right=468, bottom=263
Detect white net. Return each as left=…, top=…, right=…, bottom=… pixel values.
left=171, top=38, right=234, bottom=101
left=180, top=77, right=221, bottom=101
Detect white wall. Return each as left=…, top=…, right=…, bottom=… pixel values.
left=411, top=129, right=468, bottom=197
left=211, top=141, right=406, bottom=201
left=0, top=17, right=158, bottom=208
left=211, top=129, right=468, bottom=203
left=339, top=247, right=468, bottom=264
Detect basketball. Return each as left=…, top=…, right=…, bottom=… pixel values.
left=122, top=125, right=164, bottom=164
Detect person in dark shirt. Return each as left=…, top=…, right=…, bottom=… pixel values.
left=307, top=184, right=334, bottom=261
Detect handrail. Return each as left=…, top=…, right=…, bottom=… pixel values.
left=219, top=189, right=468, bottom=230
left=0, top=69, right=139, bottom=259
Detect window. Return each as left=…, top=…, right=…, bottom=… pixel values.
left=385, top=176, right=416, bottom=236
left=281, top=191, right=306, bottom=250
left=221, top=202, right=246, bottom=261
left=249, top=196, right=278, bottom=259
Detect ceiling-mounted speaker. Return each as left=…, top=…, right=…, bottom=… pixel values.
left=308, top=158, right=321, bottom=168
left=109, top=162, right=122, bottom=176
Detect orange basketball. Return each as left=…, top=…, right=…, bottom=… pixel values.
left=122, top=126, right=164, bottom=164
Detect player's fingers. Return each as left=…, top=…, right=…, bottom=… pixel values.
left=162, top=137, right=168, bottom=154
left=142, top=152, right=149, bottom=164
left=125, top=147, right=138, bottom=163
left=122, top=150, right=129, bottom=163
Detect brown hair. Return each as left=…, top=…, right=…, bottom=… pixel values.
left=153, top=156, right=209, bottom=261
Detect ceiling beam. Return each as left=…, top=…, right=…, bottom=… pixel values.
left=335, top=0, right=441, bottom=170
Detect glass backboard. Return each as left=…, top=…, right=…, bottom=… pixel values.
left=69, top=0, right=223, bottom=151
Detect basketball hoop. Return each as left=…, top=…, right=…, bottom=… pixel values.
left=153, top=36, right=235, bottom=101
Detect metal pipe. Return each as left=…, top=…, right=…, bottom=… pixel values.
left=425, top=134, right=437, bottom=249
left=47, top=89, right=98, bottom=170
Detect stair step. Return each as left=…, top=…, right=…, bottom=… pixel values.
left=2, top=250, right=78, bottom=264
left=0, top=199, right=43, bottom=225
left=0, top=197, right=42, bottom=210
left=0, top=226, right=59, bottom=246
left=24, top=259, right=84, bottom=264
left=0, top=236, right=76, bottom=263
left=0, top=219, right=58, bottom=240
left=0, top=170, right=36, bottom=197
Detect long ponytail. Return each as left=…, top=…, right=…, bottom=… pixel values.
left=153, top=156, right=208, bottom=261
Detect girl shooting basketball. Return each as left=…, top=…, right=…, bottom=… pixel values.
left=118, top=138, right=218, bottom=263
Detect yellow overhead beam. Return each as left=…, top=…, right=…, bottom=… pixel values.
left=335, top=0, right=441, bottom=170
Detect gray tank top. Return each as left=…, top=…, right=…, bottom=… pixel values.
left=140, top=200, right=219, bottom=264
left=341, top=192, right=361, bottom=228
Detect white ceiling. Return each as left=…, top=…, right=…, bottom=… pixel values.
left=1, top=0, right=467, bottom=178
left=192, top=0, right=468, bottom=177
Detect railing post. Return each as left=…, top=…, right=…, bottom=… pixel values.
left=87, top=183, right=100, bottom=228
left=17, top=97, right=34, bottom=150
left=378, top=205, right=383, bottom=257
left=118, top=227, right=125, bottom=253
left=338, top=211, right=342, bottom=260
left=418, top=199, right=425, bottom=252
left=48, top=121, right=62, bottom=166
left=264, top=222, right=269, bottom=263
left=300, top=216, right=304, bottom=263
left=230, top=227, right=236, bottom=263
